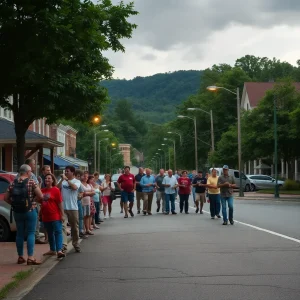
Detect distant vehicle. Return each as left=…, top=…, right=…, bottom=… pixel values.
left=99, top=174, right=105, bottom=182
left=0, top=173, right=17, bottom=242
left=209, top=168, right=251, bottom=192
left=111, top=174, right=121, bottom=198
left=246, top=175, right=284, bottom=191
left=0, top=170, right=6, bottom=173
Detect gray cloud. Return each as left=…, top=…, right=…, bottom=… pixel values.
left=141, top=53, right=157, bottom=61
left=128, top=0, right=300, bottom=51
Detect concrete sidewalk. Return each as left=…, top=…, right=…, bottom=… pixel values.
left=0, top=242, right=49, bottom=290
left=234, top=192, right=300, bottom=201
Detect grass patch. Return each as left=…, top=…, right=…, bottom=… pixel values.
left=0, top=268, right=33, bottom=300
left=258, top=190, right=300, bottom=195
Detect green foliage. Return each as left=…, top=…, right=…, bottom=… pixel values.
left=0, top=0, right=137, bottom=167
left=102, top=70, right=202, bottom=123
left=283, top=179, right=300, bottom=191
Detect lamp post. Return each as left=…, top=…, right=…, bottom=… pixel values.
left=158, top=148, right=166, bottom=170
left=164, top=138, right=176, bottom=171
left=93, top=124, right=108, bottom=172
left=178, top=115, right=198, bottom=171
left=187, top=108, right=214, bottom=152
left=274, top=95, right=279, bottom=198
left=155, top=152, right=162, bottom=169
left=207, top=85, right=243, bottom=197
left=161, top=143, right=170, bottom=169
left=167, top=131, right=182, bottom=145
left=106, top=143, right=116, bottom=173
left=98, top=138, right=109, bottom=173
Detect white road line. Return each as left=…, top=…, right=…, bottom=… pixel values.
left=175, top=201, right=300, bottom=244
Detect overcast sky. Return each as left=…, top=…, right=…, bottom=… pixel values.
left=104, top=0, right=300, bottom=79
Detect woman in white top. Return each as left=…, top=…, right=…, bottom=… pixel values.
left=81, top=172, right=95, bottom=235
left=100, top=174, right=115, bottom=218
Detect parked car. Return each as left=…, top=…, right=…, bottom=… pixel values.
left=0, top=173, right=17, bottom=242
left=111, top=174, right=121, bottom=198
left=209, top=168, right=251, bottom=192
left=246, top=175, right=284, bottom=191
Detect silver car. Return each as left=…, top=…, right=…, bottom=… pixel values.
left=246, top=175, right=284, bottom=191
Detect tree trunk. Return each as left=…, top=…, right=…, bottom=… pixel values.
left=15, top=121, right=27, bottom=169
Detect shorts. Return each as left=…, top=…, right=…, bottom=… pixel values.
left=196, top=193, right=206, bottom=204
left=121, top=191, right=134, bottom=203
left=82, top=205, right=91, bottom=217
left=102, top=195, right=112, bottom=205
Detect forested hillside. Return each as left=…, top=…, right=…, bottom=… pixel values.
left=101, top=70, right=202, bottom=123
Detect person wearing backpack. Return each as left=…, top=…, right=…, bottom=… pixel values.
left=4, top=164, right=43, bottom=265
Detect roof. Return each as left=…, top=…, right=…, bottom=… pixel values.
left=0, top=118, right=63, bottom=147
left=244, top=82, right=300, bottom=108
left=43, top=155, right=79, bottom=170
left=59, top=155, right=88, bottom=168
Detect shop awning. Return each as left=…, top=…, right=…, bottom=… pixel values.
left=59, top=155, right=88, bottom=169
left=43, top=155, right=79, bottom=170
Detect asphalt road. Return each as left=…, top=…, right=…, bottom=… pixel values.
left=22, top=197, right=300, bottom=300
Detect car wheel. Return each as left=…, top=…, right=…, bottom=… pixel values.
left=0, top=217, right=11, bottom=242
left=244, top=184, right=250, bottom=192
left=250, top=183, right=256, bottom=191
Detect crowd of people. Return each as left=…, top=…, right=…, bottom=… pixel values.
left=4, top=161, right=236, bottom=266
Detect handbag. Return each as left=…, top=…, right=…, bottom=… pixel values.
left=109, top=182, right=117, bottom=201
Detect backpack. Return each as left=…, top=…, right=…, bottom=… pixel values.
left=11, top=178, right=31, bottom=213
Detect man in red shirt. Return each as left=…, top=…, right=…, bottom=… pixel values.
left=117, top=166, right=136, bottom=218
left=177, top=170, right=192, bottom=214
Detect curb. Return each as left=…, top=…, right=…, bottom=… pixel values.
left=235, top=197, right=300, bottom=202
left=4, top=236, right=82, bottom=300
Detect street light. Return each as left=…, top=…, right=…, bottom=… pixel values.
left=155, top=152, right=162, bottom=169
left=98, top=138, right=109, bottom=173
left=167, top=131, right=182, bottom=145
left=164, top=138, right=176, bottom=171
left=157, top=149, right=166, bottom=170
left=187, top=108, right=214, bottom=152
left=94, top=124, right=108, bottom=172
left=178, top=115, right=198, bottom=171
left=207, top=85, right=243, bottom=197
left=162, top=143, right=171, bottom=169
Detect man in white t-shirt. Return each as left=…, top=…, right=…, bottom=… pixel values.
left=58, top=166, right=81, bottom=253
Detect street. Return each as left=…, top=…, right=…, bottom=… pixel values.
left=22, top=197, right=300, bottom=300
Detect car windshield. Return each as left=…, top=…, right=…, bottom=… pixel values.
left=111, top=174, right=120, bottom=181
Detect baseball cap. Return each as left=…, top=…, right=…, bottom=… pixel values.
left=222, top=165, right=229, bottom=169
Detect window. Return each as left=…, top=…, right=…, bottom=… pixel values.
left=234, top=171, right=239, bottom=178
left=259, top=176, right=272, bottom=181
left=0, top=178, right=9, bottom=194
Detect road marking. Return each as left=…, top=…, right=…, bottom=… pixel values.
left=175, top=201, right=300, bottom=244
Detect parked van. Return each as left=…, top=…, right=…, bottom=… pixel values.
left=209, top=168, right=251, bottom=192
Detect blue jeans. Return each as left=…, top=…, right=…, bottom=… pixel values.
left=192, top=187, right=196, bottom=203
left=165, top=193, right=175, bottom=213
left=221, top=196, right=234, bottom=222
left=94, top=201, right=100, bottom=223
left=44, top=220, right=63, bottom=252
left=14, top=210, right=37, bottom=257
left=209, top=194, right=221, bottom=217
left=77, top=200, right=83, bottom=233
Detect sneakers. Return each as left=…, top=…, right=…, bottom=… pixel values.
left=164, top=212, right=169, bottom=215
left=229, top=219, right=234, bottom=225
left=217, top=215, right=221, bottom=219
left=172, top=211, right=177, bottom=215
left=195, top=208, right=199, bottom=213
left=185, top=212, right=189, bottom=214
left=200, top=211, right=203, bottom=214
left=180, top=210, right=183, bottom=213
left=148, top=212, right=152, bottom=215
left=120, top=210, right=123, bottom=214
left=74, top=246, right=81, bottom=253
left=137, top=210, right=140, bottom=214
left=129, top=210, right=134, bottom=217
left=223, top=221, right=228, bottom=225
left=156, top=206, right=160, bottom=213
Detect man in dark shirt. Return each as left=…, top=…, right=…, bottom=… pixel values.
left=217, top=165, right=236, bottom=225
left=155, top=169, right=165, bottom=213
left=192, top=171, right=207, bottom=214
left=135, top=167, right=145, bottom=214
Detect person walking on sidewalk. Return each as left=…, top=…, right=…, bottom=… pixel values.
left=192, top=171, right=207, bottom=214
left=207, top=169, right=221, bottom=219
left=162, top=169, right=178, bottom=215
left=5, top=164, right=43, bottom=265
left=140, top=168, right=156, bottom=216
left=178, top=171, right=192, bottom=214
left=117, top=166, right=136, bottom=218
left=41, top=173, right=65, bottom=259
left=57, top=166, right=81, bottom=253
left=135, top=167, right=145, bottom=214
left=217, top=165, right=236, bottom=225
left=100, top=174, right=115, bottom=218
left=75, top=170, right=87, bottom=239
left=155, top=169, right=165, bottom=213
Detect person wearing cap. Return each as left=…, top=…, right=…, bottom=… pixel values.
left=217, top=165, right=236, bottom=225
left=192, top=171, right=207, bottom=214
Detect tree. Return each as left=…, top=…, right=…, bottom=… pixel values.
left=0, top=0, right=137, bottom=167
